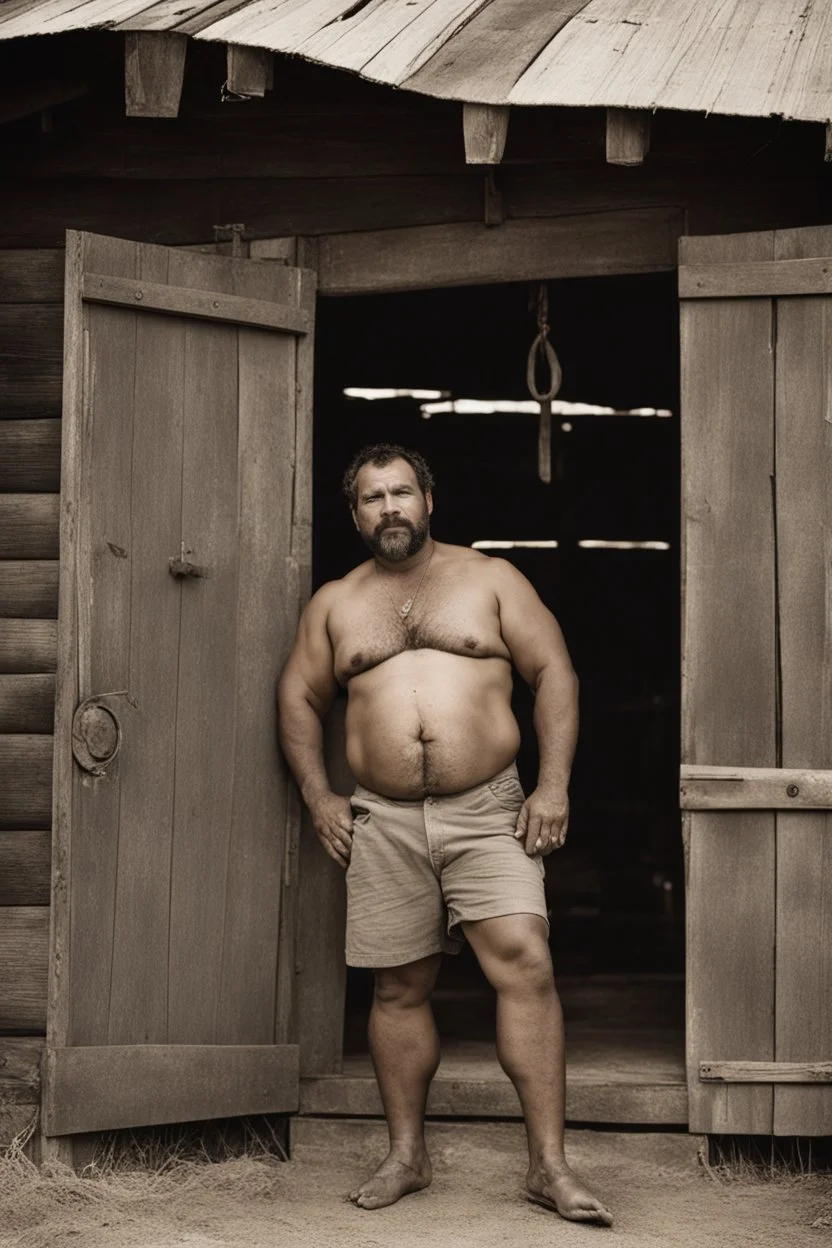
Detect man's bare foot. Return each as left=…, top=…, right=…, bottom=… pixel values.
left=348, top=1152, right=432, bottom=1210
left=526, top=1162, right=613, bottom=1226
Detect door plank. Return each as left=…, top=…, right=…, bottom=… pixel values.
left=772, top=275, right=832, bottom=1136
left=43, top=1043, right=299, bottom=1135
left=102, top=238, right=183, bottom=1048
left=679, top=256, right=832, bottom=299
left=701, top=1062, right=832, bottom=1083
left=681, top=229, right=777, bottom=1135
left=213, top=266, right=300, bottom=1045
left=167, top=259, right=244, bottom=1044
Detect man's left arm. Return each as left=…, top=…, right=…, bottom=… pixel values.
left=491, top=558, right=579, bottom=857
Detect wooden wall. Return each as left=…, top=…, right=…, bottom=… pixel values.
left=0, top=30, right=830, bottom=1141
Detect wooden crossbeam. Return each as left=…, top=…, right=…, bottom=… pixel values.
left=463, top=104, right=510, bottom=165
left=606, top=108, right=650, bottom=166
left=226, top=45, right=273, bottom=98
left=125, top=32, right=187, bottom=118
left=680, top=764, right=832, bottom=809
left=701, top=1062, right=832, bottom=1083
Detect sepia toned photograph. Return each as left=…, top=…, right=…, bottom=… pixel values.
left=0, top=2, right=831, bottom=1244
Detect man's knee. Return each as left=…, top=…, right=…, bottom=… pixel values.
left=373, top=954, right=440, bottom=1007
left=469, top=918, right=554, bottom=994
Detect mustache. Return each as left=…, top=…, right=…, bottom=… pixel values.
left=375, top=519, right=416, bottom=536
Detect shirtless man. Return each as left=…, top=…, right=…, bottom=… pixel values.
left=277, top=443, right=613, bottom=1227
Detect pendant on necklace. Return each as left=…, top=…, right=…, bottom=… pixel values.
left=400, top=599, right=414, bottom=617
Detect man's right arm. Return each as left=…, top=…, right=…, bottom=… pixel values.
left=277, top=585, right=354, bottom=868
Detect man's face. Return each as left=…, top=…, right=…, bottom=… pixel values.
left=352, top=458, right=433, bottom=561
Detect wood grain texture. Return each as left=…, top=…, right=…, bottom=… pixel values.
left=0, top=420, right=61, bottom=492
left=606, top=108, right=649, bottom=166
left=0, top=495, right=59, bottom=558
left=462, top=103, right=509, bottom=164
left=0, top=251, right=63, bottom=303
left=771, top=232, right=832, bottom=1135
left=0, top=305, right=62, bottom=417
left=0, top=735, right=53, bottom=828
left=0, top=1037, right=42, bottom=1103
left=680, top=228, right=777, bottom=1135
left=0, top=674, right=55, bottom=732
left=680, top=765, right=832, bottom=809
left=0, top=564, right=59, bottom=618
left=680, top=257, right=832, bottom=299
left=82, top=272, right=311, bottom=333
left=701, top=1062, right=832, bottom=1083
left=296, top=700, right=350, bottom=1075
left=46, top=233, right=307, bottom=1130
left=124, top=31, right=187, bottom=118
left=0, top=830, right=51, bottom=905
left=317, top=207, right=683, bottom=295
left=0, top=906, right=48, bottom=1031
left=0, top=619, right=57, bottom=673
left=226, top=43, right=272, bottom=96
left=43, top=1043, right=299, bottom=1135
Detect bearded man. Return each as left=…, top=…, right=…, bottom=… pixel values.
left=277, top=442, right=613, bottom=1227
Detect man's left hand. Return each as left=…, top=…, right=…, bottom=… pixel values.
left=514, top=785, right=569, bottom=856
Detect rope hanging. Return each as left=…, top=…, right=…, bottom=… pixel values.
left=526, top=284, right=562, bottom=484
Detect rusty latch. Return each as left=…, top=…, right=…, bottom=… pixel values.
left=168, top=541, right=208, bottom=578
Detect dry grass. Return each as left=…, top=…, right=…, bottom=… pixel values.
left=0, top=1116, right=290, bottom=1248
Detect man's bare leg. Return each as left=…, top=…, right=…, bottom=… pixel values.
left=349, top=952, right=442, bottom=1210
left=463, top=914, right=613, bottom=1226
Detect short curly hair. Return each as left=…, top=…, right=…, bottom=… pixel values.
left=342, top=443, right=435, bottom=510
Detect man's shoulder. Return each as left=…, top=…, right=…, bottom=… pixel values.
left=310, top=561, right=373, bottom=608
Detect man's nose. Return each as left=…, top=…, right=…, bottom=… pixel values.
left=380, top=496, right=400, bottom=516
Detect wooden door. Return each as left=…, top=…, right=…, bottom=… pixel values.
left=44, top=231, right=314, bottom=1138
left=679, top=226, right=832, bottom=1135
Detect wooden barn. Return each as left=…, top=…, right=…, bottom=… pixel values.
left=0, top=0, right=831, bottom=1163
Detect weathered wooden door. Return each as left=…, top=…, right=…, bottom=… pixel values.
left=679, top=226, right=832, bottom=1135
left=44, top=231, right=313, bottom=1138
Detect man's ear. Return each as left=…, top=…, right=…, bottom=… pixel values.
left=426, top=491, right=434, bottom=516
left=351, top=508, right=359, bottom=531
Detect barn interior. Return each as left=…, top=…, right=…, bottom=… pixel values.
left=312, top=271, right=685, bottom=1111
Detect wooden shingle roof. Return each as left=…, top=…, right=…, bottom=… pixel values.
left=1, top=0, right=831, bottom=122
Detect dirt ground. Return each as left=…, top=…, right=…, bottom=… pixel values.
left=1, top=1119, right=830, bottom=1248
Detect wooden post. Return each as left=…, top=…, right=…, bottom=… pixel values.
left=226, top=45, right=273, bottom=98
left=125, top=33, right=187, bottom=118
left=463, top=103, right=510, bottom=165
left=606, top=108, right=650, bottom=166
left=825, top=122, right=832, bottom=162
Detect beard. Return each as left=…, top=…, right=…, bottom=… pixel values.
left=362, top=514, right=430, bottom=562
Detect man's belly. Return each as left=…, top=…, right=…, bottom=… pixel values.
left=344, top=650, right=521, bottom=798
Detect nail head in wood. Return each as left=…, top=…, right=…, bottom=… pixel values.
left=463, top=103, right=510, bottom=165
left=125, top=32, right=187, bottom=118
left=606, top=108, right=650, bottom=166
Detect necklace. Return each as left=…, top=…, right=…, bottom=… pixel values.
left=375, top=543, right=434, bottom=618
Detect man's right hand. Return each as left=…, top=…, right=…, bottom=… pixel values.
left=308, top=792, right=354, bottom=869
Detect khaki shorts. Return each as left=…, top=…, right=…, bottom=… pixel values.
left=345, top=762, right=549, bottom=968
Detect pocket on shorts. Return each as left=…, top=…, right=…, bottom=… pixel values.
left=350, top=802, right=372, bottom=824
left=486, top=774, right=526, bottom=813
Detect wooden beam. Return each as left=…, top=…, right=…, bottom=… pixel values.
left=125, top=32, right=187, bottom=118
left=681, top=765, right=832, bottom=809
left=315, top=207, right=683, bottom=296
left=606, top=108, right=650, bottom=166
left=0, top=80, right=91, bottom=125
left=701, top=1062, right=832, bottom=1083
left=463, top=103, right=510, bottom=164
left=226, top=45, right=273, bottom=98
left=43, top=1044, right=299, bottom=1135
left=680, top=256, right=832, bottom=298
left=825, top=121, right=832, bottom=162
left=81, top=273, right=311, bottom=334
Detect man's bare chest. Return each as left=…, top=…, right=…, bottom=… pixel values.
left=331, top=589, right=508, bottom=685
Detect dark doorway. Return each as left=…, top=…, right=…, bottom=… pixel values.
left=312, top=272, right=685, bottom=1117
